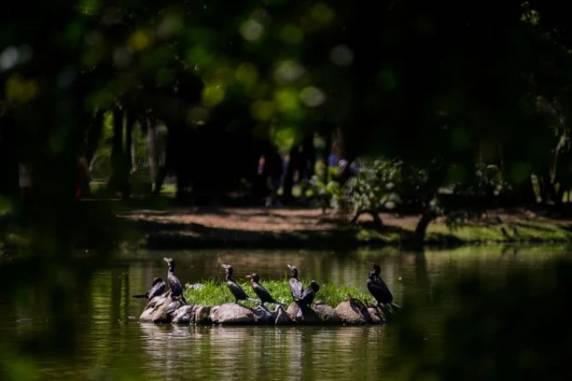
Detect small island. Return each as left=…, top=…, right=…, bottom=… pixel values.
left=138, top=261, right=397, bottom=326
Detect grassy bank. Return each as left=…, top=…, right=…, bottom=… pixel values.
left=4, top=204, right=572, bottom=254
left=355, top=214, right=572, bottom=245
left=117, top=206, right=572, bottom=249
left=185, top=280, right=373, bottom=307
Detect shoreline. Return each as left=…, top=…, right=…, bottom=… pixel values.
left=118, top=206, right=572, bottom=250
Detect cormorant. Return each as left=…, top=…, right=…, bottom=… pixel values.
left=287, top=264, right=304, bottom=300
left=294, top=280, right=320, bottom=320
left=246, top=273, right=279, bottom=309
left=164, top=257, right=184, bottom=299
left=222, top=264, right=249, bottom=303
left=367, top=264, right=393, bottom=307
left=297, top=280, right=320, bottom=307
left=132, top=277, right=166, bottom=300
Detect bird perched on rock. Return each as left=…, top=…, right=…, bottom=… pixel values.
left=222, top=264, right=249, bottom=304
left=367, top=264, right=393, bottom=309
left=247, top=273, right=279, bottom=310
left=164, top=257, right=185, bottom=301
left=287, top=264, right=304, bottom=300
left=294, top=280, right=320, bottom=321
left=132, top=277, right=166, bottom=300
left=298, top=280, right=320, bottom=307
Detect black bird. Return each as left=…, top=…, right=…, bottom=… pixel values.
left=222, top=264, right=249, bottom=303
left=294, top=280, right=320, bottom=320
left=367, top=264, right=393, bottom=307
left=164, top=257, right=184, bottom=299
left=297, top=280, right=320, bottom=307
left=246, top=273, right=279, bottom=309
left=132, top=277, right=166, bottom=300
left=287, top=264, right=304, bottom=300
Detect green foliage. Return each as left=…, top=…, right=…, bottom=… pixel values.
left=308, top=173, right=342, bottom=207
left=338, top=159, right=429, bottom=216
left=185, top=280, right=373, bottom=306
left=449, top=163, right=510, bottom=200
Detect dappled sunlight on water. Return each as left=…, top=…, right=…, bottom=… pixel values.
left=0, top=245, right=570, bottom=380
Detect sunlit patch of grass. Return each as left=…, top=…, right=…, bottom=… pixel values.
left=427, top=220, right=572, bottom=243
left=185, top=280, right=374, bottom=306
left=159, top=183, right=177, bottom=196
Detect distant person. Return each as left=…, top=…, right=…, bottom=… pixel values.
left=256, top=144, right=283, bottom=207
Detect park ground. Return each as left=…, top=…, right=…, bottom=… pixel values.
left=118, top=206, right=572, bottom=249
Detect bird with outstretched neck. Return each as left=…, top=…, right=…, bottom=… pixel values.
left=367, top=264, right=394, bottom=310
left=164, top=257, right=185, bottom=302
left=132, top=277, right=166, bottom=300
left=287, top=264, right=304, bottom=300
left=246, top=273, right=280, bottom=310
left=222, top=264, right=249, bottom=304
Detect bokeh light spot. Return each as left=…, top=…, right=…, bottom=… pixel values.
left=274, top=60, right=305, bottom=83
left=240, top=19, right=264, bottom=42
left=300, top=86, right=326, bottom=107
left=202, top=83, right=226, bottom=107
left=330, top=45, right=354, bottom=66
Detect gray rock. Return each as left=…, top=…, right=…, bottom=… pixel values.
left=146, top=295, right=167, bottom=310
left=139, top=295, right=169, bottom=323
left=150, top=300, right=172, bottom=323
left=335, top=299, right=372, bottom=325
left=286, top=303, right=321, bottom=324
left=209, top=303, right=255, bottom=324
left=165, top=299, right=184, bottom=318
left=172, top=305, right=194, bottom=325
left=138, top=295, right=186, bottom=324
left=367, top=307, right=385, bottom=324
left=274, top=305, right=294, bottom=325
left=193, top=305, right=211, bottom=324
left=139, top=306, right=156, bottom=323
left=313, top=303, right=340, bottom=324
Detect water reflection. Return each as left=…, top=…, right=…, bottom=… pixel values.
left=0, top=245, right=569, bottom=380
left=138, top=323, right=392, bottom=380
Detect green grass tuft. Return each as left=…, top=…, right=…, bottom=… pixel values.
left=185, top=279, right=374, bottom=307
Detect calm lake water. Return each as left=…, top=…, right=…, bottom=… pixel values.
left=0, top=245, right=569, bottom=380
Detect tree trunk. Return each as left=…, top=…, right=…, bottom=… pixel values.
left=301, top=134, right=315, bottom=181
left=281, top=145, right=299, bottom=203
left=351, top=209, right=383, bottom=227
left=109, top=107, right=126, bottom=195
left=145, top=118, right=159, bottom=193
left=414, top=208, right=437, bottom=245
left=512, top=176, right=536, bottom=205
left=125, top=112, right=134, bottom=175
left=122, top=112, right=134, bottom=198
left=323, top=132, right=332, bottom=185
left=85, top=110, right=104, bottom=166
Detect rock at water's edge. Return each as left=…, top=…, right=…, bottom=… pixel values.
left=313, top=303, right=340, bottom=324
left=193, top=305, right=211, bottom=324
left=172, top=305, right=194, bottom=324
left=274, top=305, right=294, bottom=325
left=210, top=303, right=255, bottom=324
left=335, top=300, right=373, bottom=325
left=367, top=307, right=385, bottom=324
left=286, top=303, right=321, bottom=324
